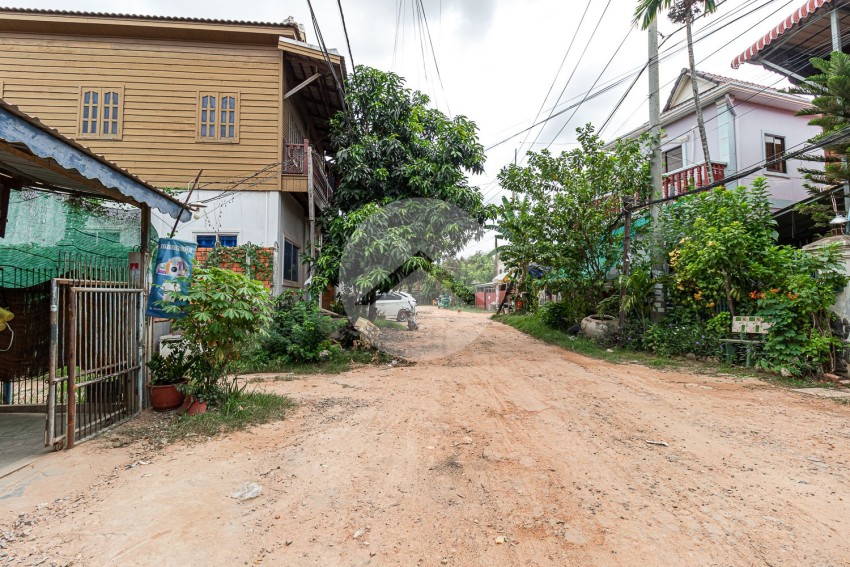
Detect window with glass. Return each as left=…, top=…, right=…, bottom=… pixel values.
left=196, top=234, right=238, bottom=248
left=663, top=146, right=683, bottom=173
left=198, top=92, right=239, bottom=142
left=79, top=87, right=123, bottom=139
left=283, top=240, right=300, bottom=283
left=764, top=134, right=787, bottom=173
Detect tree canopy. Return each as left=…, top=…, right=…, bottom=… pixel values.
left=329, top=66, right=486, bottom=217
left=311, top=67, right=489, bottom=315
left=493, top=125, right=653, bottom=316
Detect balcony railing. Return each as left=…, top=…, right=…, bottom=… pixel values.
left=282, top=140, right=334, bottom=206
left=662, top=162, right=726, bottom=198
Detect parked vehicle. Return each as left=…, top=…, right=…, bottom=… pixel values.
left=375, top=291, right=417, bottom=321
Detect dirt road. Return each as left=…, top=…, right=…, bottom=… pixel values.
left=3, top=307, right=850, bottom=566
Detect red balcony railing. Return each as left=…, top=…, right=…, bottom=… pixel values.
left=662, top=162, right=726, bottom=198
left=282, top=140, right=334, bottom=205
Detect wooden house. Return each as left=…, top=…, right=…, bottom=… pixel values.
left=0, top=8, right=346, bottom=292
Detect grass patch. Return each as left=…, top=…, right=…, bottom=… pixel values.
left=230, top=349, right=390, bottom=376
left=373, top=318, right=407, bottom=330
left=168, top=392, right=296, bottom=439
left=114, top=391, right=296, bottom=446
left=493, top=314, right=810, bottom=384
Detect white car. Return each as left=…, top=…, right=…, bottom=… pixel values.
left=375, top=291, right=417, bottom=321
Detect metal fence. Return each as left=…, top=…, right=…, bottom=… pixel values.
left=48, top=282, right=143, bottom=448
left=0, top=253, right=132, bottom=411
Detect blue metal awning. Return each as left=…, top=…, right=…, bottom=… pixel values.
left=0, top=98, right=189, bottom=221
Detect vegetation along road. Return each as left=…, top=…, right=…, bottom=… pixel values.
left=2, top=308, right=849, bottom=566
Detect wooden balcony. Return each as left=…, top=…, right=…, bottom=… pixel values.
left=281, top=140, right=334, bottom=209
left=663, top=162, right=726, bottom=198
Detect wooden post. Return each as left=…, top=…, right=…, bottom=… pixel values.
left=619, top=204, right=632, bottom=328
left=306, top=139, right=316, bottom=261
left=140, top=205, right=151, bottom=259
left=0, top=181, right=9, bottom=239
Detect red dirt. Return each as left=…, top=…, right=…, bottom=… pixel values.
left=2, top=307, right=850, bottom=566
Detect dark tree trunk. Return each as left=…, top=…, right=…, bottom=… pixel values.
left=367, top=289, right=378, bottom=322
left=686, top=15, right=714, bottom=185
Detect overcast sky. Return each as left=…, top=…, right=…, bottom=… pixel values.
left=11, top=0, right=799, bottom=251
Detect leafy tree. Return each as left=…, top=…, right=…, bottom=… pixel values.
left=792, top=51, right=850, bottom=225
left=635, top=0, right=718, bottom=182
left=329, top=66, right=485, bottom=214
left=495, top=125, right=653, bottom=321
left=335, top=198, right=482, bottom=320
left=448, top=251, right=496, bottom=287
left=312, top=67, right=488, bottom=318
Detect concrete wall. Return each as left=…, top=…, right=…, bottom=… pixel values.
left=152, top=189, right=280, bottom=248
left=151, top=189, right=313, bottom=293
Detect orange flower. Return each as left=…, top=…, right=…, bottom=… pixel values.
left=770, top=288, right=780, bottom=294
left=750, top=291, right=758, bottom=299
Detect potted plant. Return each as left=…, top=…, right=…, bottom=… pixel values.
left=159, top=267, right=272, bottom=416
left=146, top=344, right=193, bottom=411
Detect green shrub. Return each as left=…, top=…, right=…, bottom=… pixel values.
left=537, top=300, right=580, bottom=331
left=641, top=317, right=722, bottom=358
left=146, top=342, right=194, bottom=386
left=262, top=292, right=344, bottom=363
left=160, top=267, right=272, bottom=405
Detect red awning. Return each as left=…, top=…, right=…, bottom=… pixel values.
left=731, top=0, right=832, bottom=69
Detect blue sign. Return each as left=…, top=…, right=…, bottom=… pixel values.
left=146, top=238, right=198, bottom=318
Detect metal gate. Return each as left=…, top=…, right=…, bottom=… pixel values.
left=47, top=279, right=144, bottom=449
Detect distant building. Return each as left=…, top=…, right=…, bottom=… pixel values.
left=612, top=69, right=818, bottom=210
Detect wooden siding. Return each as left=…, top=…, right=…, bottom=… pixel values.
left=0, top=33, right=282, bottom=191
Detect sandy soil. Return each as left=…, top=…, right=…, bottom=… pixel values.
left=3, top=307, right=850, bottom=566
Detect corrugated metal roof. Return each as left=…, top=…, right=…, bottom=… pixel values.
left=0, top=7, right=298, bottom=30
left=0, top=98, right=189, bottom=221
left=731, top=0, right=832, bottom=69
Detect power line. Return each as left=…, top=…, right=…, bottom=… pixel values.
left=484, top=76, right=634, bottom=151
left=607, top=0, right=797, bottom=138
left=515, top=1, right=594, bottom=159
left=522, top=0, right=614, bottom=159
left=306, top=0, right=348, bottom=119
left=485, top=0, right=786, bottom=153
left=336, top=0, right=356, bottom=71
left=545, top=27, right=634, bottom=151
left=415, top=0, right=451, bottom=116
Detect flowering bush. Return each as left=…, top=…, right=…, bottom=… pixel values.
left=754, top=246, right=846, bottom=376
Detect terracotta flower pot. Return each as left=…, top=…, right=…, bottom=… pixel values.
left=186, top=399, right=208, bottom=416
left=580, top=314, right=619, bottom=339
left=149, top=384, right=185, bottom=411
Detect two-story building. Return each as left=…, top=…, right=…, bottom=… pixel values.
left=614, top=69, right=818, bottom=210
left=0, top=8, right=345, bottom=293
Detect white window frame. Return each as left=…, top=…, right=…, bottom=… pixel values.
left=763, top=132, right=789, bottom=177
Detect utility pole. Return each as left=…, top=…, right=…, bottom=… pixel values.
left=619, top=202, right=632, bottom=328
left=647, top=18, right=666, bottom=322
left=648, top=18, right=663, bottom=224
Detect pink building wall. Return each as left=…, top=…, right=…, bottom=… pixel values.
left=658, top=98, right=818, bottom=209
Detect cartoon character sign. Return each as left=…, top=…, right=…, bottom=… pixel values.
left=146, top=238, right=198, bottom=318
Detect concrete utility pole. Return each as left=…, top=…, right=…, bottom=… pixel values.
left=648, top=18, right=663, bottom=223
left=648, top=18, right=666, bottom=322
